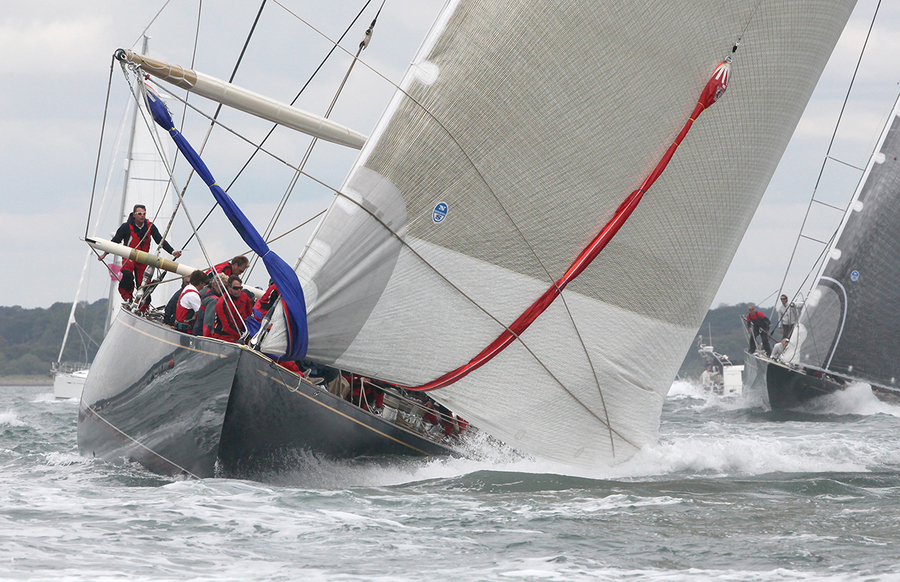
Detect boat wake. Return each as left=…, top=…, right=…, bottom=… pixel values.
left=795, top=382, right=900, bottom=417
left=666, top=380, right=766, bottom=412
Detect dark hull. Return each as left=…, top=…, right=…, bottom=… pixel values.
left=78, top=309, right=457, bottom=478
left=744, top=351, right=846, bottom=410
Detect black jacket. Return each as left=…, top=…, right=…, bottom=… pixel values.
left=111, top=213, right=175, bottom=255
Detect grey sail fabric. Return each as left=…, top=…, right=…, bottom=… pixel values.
left=795, top=102, right=900, bottom=390
left=263, top=0, right=856, bottom=466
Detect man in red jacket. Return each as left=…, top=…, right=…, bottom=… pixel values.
left=209, top=256, right=249, bottom=279
left=210, top=276, right=253, bottom=342
left=174, top=270, right=208, bottom=334
left=98, top=204, right=182, bottom=301
left=746, top=304, right=771, bottom=356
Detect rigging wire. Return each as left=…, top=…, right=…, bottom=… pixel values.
left=85, top=56, right=118, bottom=240
left=774, top=0, right=883, bottom=305
left=133, top=0, right=174, bottom=49
left=155, top=0, right=205, bottom=248
left=181, top=0, right=376, bottom=254
left=248, top=1, right=380, bottom=279
left=172, top=0, right=270, bottom=254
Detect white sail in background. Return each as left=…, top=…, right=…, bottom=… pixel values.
left=263, top=0, right=857, bottom=466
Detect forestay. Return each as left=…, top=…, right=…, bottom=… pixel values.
left=263, top=0, right=857, bottom=466
left=793, top=94, right=900, bottom=390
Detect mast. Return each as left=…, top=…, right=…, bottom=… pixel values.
left=58, top=249, right=93, bottom=366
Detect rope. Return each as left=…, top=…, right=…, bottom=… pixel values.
left=85, top=405, right=201, bottom=479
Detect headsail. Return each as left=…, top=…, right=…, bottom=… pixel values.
left=793, top=93, right=900, bottom=389
left=142, top=82, right=309, bottom=359
left=264, top=0, right=856, bottom=466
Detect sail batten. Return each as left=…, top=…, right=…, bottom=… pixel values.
left=794, top=93, right=900, bottom=389
left=262, top=0, right=856, bottom=466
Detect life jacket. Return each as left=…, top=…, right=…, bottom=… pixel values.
left=127, top=219, right=153, bottom=253
left=211, top=295, right=243, bottom=341
left=174, top=286, right=201, bottom=332
left=747, top=310, right=770, bottom=330
left=212, top=261, right=233, bottom=277
left=251, top=284, right=279, bottom=324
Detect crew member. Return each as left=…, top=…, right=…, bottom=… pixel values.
left=245, top=282, right=279, bottom=336
left=746, top=304, right=771, bottom=356
left=210, top=275, right=252, bottom=342
left=776, top=294, right=803, bottom=339
left=174, top=270, right=208, bottom=334
left=98, top=204, right=182, bottom=301
left=210, top=256, right=249, bottom=279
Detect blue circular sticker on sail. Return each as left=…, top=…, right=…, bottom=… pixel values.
left=850, top=270, right=859, bottom=282
left=432, top=202, right=448, bottom=224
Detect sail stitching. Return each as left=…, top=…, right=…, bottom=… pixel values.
left=320, top=182, right=636, bottom=446
left=402, top=60, right=732, bottom=393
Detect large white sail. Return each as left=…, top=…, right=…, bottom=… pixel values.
left=263, top=0, right=857, bottom=466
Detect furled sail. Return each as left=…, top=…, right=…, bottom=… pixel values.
left=792, top=94, right=900, bottom=390
left=142, top=82, right=309, bottom=359
left=264, top=0, right=856, bottom=466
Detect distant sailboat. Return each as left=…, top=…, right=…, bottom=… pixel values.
left=52, top=253, right=93, bottom=399
left=78, top=0, right=859, bottom=477
left=745, top=91, right=900, bottom=409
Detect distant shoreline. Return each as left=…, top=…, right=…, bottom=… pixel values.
left=0, top=375, right=53, bottom=386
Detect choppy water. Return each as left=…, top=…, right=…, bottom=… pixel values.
left=2, top=382, right=900, bottom=581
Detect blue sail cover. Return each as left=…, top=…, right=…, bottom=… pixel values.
left=142, top=82, right=308, bottom=360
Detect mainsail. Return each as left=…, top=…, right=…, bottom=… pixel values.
left=792, top=93, right=900, bottom=390
left=262, top=0, right=857, bottom=466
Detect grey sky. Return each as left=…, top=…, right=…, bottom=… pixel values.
left=1, top=0, right=899, bottom=309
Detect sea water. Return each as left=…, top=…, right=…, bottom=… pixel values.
left=2, top=382, right=899, bottom=581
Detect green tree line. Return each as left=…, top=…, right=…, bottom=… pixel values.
left=0, top=298, right=767, bottom=379
left=0, top=300, right=107, bottom=376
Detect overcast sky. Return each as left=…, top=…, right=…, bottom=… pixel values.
left=2, top=0, right=899, bottom=311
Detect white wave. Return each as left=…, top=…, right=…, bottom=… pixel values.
left=798, top=382, right=900, bottom=417
left=0, top=409, right=25, bottom=427
left=44, top=452, right=92, bottom=466
left=31, top=392, right=69, bottom=404
left=667, top=379, right=707, bottom=398
left=667, top=379, right=765, bottom=413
